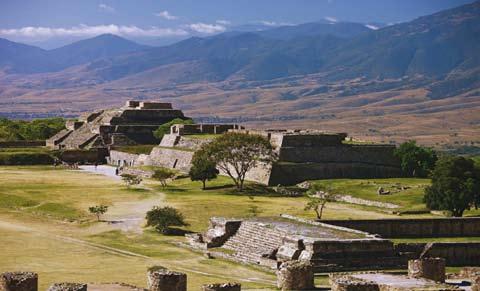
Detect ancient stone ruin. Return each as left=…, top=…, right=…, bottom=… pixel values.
left=276, top=260, right=314, bottom=291
left=186, top=216, right=408, bottom=272
left=110, top=126, right=403, bottom=185
left=200, top=283, right=241, bottom=291
left=47, top=283, right=88, bottom=291
left=0, top=272, right=38, bottom=291
left=408, top=258, right=446, bottom=282
left=47, top=100, right=187, bottom=150
left=147, top=267, right=187, bottom=291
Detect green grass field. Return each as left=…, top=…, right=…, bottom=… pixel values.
left=0, top=166, right=478, bottom=290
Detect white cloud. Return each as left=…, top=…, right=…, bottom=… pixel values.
left=365, top=24, right=379, bottom=30
left=216, top=20, right=231, bottom=25
left=98, top=3, right=115, bottom=13
left=324, top=16, right=338, bottom=23
left=188, top=23, right=226, bottom=34
left=0, top=24, right=189, bottom=40
left=154, top=11, right=178, bottom=20
left=257, top=20, right=293, bottom=27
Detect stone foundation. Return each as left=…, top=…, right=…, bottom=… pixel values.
left=472, top=276, right=480, bottom=291
left=276, top=261, right=314, bottom=290
left=329, top=277, right=379, bottom=291
left=201, top=283, right=241, bottom=291
left=47, top=283, right=87, bottom=291
left=147, top=268, right=186, bottom=291
left=0, top=272, right=38, bottom=291
left=408, top=258, right=446, bottom=282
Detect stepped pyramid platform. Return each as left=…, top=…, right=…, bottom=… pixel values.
left=187, top=216, right=407, bottom=272
left=47, top=100, right=187, bottom=150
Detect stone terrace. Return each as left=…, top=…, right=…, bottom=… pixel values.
left=188, top=216, right=406, bottom=272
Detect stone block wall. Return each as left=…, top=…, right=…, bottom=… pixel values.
left=47, top=283, right=87, bottom=291
left=0, top=272, right=38, bottom=291
left=408, top=258, right=446, bottom=282
left=395, top=242, right=480, bottom=266
left=279, top=145, right=399, bottom=166
left=201, top=283, right=241, bottom=291
left=268, top=162, right=402, bottom=186
left=109, top=150, right=141, bottom=167
left=276, top=261, right=314, bottom=291
left=148, top=147, right=194, bottom=172
left=323, top=218, right=480, bottom=238
left=147, top=268, right=186, bottom=291
left=55, top=149, right=108, bottom=164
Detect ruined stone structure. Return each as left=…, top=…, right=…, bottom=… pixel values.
left=146, top=268, right=186, bottom=291
left=329, top=272, right=459, bottom=291
left=276, top=261, right=314, bottom=290
left=47, top=283, right=87, bottom=291
left=111, top=127, right=402, bottom=186
left=408, top=258, right=446, bottom=282
left=187, top=216, right=410, bottom=272
left=0, top=272, right=38, bottom=291
left=200, top=283, right=241, bottom=291
left=47, top=101, right=187, bottom=150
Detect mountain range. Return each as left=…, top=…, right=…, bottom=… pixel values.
left=0, top=1, right=479, bottom=146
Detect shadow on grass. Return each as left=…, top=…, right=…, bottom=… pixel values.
left=204, top=184, right=236, bottom=191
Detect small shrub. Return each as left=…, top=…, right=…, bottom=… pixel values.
left=121, top=174, right=142, bottom=188
left=145, top=206, right=188, bottom=234
left=152, top=168, right=176, bottom=187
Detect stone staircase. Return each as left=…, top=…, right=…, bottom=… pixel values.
left=222, top=221, right=286, bottom=266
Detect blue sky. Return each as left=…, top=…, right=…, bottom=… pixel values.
left=0, top=0, right=474, bottom=48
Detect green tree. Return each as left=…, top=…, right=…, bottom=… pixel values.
left=394, top=141, right=438, bottom=177
left=88, top=205, right=109, bottom=221
left=424, top=156, right=480, bottom=217
left=121, top=173, right=142, bottom=188
left=304, top=193, right=334, bottom=220
left=145, top=206, right=188, bottom=234
left=153, top=118, right=194, bottom=140
left=152, top=168, right=176, bottom=187
left=203, top=132, right=274, bottom=191
left=189, top=148, right=219, bottom=189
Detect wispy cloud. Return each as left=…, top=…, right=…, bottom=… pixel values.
left=257, top=20, right=293, bottom=27
left=98, top=3, right=115, bottom=13
left=324, top=16, right=338, bottom=23
left=365, top=24, right=379, bottom=30
left=216, top=20, right=231, bottom=25
left=0, top=24, right=188, bottom=39
left=188, top=23, right=226, bottom=34
left=154, top=11, right=178, bottom=20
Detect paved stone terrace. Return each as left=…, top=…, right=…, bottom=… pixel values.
left=247, top=217, right=366, bottom=240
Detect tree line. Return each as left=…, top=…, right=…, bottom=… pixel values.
left=0, top=118, right=65, bottom=141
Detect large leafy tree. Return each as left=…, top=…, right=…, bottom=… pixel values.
left=146, top=206, right=188, bottom=234
left=189, top=148, right=219, bottom=190
left=394, top=141, right=438, bottom=177
left=203, top=132, right=274, bottom=191
left=424, top=156, right=480, bottom=217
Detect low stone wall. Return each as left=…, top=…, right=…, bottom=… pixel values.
left=0, top=140, right=46, bottom=148
left=323, top=218, right=480, bottom=238
left=396, top=242, right=480, bottom=266
left=47, top=282, right=87, bottom=291
left=55, top=149, right=108, bottom=164
left=201, top=283, right=241, bottom=291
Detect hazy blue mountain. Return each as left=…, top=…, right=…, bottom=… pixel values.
left=0, top=34, right=148, bottom=73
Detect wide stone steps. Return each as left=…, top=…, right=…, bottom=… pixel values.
left=222, top=222, right=285, bottom=264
